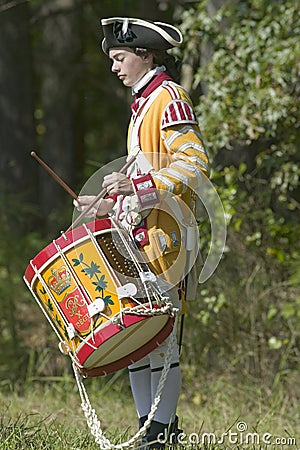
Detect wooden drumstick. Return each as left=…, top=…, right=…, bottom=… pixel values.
left=66, top=151, right=139, bottom=232
left=31, top=151, right=78, bottom=200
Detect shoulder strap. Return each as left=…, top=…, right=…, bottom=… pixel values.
left=129, top=85, right=164, bottom=152
left=127, top=85, right=164, bottom=176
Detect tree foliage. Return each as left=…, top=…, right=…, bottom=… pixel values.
left=180, top=0, right=299, bottom=381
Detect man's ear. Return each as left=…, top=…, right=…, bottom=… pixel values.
left=143, top=52, right=153, bottom=63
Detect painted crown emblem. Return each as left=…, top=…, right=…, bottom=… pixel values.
left=48, top=266, right=71, bottom=295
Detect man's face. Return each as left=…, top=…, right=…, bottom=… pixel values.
left=109, top=47, right=153, bottom=87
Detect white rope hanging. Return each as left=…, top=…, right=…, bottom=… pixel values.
left=72, top=315, right=179, bottom=450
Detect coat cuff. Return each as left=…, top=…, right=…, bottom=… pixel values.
left=131, top=173, right=159, bottom=208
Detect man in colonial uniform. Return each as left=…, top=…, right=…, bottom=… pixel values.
left=76, top=16, right=210, bottom=449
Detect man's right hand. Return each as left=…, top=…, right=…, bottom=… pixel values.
left=73, top=196, right=115, bottom=218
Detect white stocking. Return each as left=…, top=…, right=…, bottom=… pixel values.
left=128, top=335, right=181, bottom=424
left=150, top=336, right=181, bottom=424
left=128, top=356, right=152, bottom=419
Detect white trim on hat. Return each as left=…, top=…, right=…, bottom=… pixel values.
left=154, top=21, right=183, bottom=45
left=101, top=17, right=183, bottom=47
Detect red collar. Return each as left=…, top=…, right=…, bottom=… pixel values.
left=131, top=72, right=173, bottom=113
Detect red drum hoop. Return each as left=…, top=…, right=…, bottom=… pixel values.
left=24, top=219, right=174, bottom=377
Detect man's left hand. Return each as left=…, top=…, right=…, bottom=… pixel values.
left=102, top=172, right=134, bottom=195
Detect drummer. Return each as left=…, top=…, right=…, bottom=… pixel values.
left=75, top=17, right=210, bottom=449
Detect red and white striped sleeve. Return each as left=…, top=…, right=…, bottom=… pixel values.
left=152, top=83, right=210, bottom=195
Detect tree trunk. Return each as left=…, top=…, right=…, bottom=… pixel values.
left=0, top=1, right=37, bottom=204
left=38, top=0, right=84, bottom=232
left=0, top=0, right=37, bottom=374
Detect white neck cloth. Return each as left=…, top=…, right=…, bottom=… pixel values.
left=132, top=65, right=166, bottom=95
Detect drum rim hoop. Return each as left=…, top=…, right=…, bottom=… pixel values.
left=24, top=219, right=112, bottom=283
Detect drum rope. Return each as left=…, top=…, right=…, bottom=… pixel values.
left=119, top=303, right=178, bottom=317
left=109, top=217, right=155, bottom=306
left=72, top=314, right=179, bottom=449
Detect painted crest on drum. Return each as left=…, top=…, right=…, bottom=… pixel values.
left=58, top=288, right=91, bottom=334
left=48, top=266, right=72, bottom=294
left=46, top=264, right=91, bottom=335
left=43, top=255, right=115, bottom=336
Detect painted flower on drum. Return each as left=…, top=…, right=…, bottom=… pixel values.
left=72, top=254, right=114, bottom=308
left=101, top=295, right=114, bottom=306
left=72, top=253, right=84, bottom=266
left=92, top=275, right=108, bottom=292
left=81, top=261, right=101, bottom=279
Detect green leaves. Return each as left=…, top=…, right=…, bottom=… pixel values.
left=92, top=275, right=108, bottom=293
left=181, top=1, right=299, bottom=374
left=190, top=1, right=299, bottom=152
left=81, top=261, right=101, bottom=279
left=72, top=254, right=113, bottom=304
left=72, top=253, right=84, bottom=266
left=101, top=295, right=114, bottom=306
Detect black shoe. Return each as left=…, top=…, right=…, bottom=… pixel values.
left=139, top=415, right=148, bottom=429
left=140, top=420, right=166, bottom=449
left=138, top=416, right=183, bottom=449
left=168, top=415, right=183, bottom=444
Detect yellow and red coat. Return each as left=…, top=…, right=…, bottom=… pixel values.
left=123, top=72, right=210, bottom=297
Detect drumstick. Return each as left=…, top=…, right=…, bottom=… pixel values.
left=31, top=151, right=78, bottom=200
left=66, top=152, right=139, bottom=232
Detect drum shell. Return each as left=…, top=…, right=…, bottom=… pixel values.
left=24, top=219, right=174, bottom=376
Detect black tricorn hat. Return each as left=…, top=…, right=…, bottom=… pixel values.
left=101, top=17, right=183, bottom=54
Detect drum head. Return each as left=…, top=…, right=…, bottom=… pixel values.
left=79, top=314, right=174, bottom=377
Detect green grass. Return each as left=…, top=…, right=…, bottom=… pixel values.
left=0, top=368, right=299, bottom=449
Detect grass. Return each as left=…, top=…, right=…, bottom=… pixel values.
left=0, top=366, right=299, bottom=450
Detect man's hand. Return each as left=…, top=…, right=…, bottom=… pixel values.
left=73, top=196, right=115, bottom=218
left=102, top=172, right=134, bottom=195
